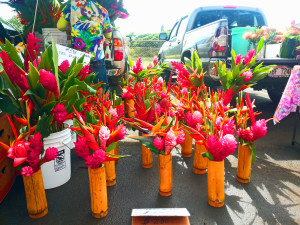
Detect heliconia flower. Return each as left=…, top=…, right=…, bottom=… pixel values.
left=181, top=87, right=188, bottom=95
left=7, top=140, right=30, bottom=167
left=85, top=149, right=106, bottom=169
left=114, top=125, right=127, bottom=141
left=164, top=129, right=177, bottom=154
left=21, top=166, right=33, bottom=177
left=238, top=128, right=253, bottom=142
left=153, top=56, right=159, bottom=66
left=222, top=88, right=234, bottom=106
left=235, top=54, right=243, bottom=64
left=147, top=103, right=162, bottom=124
left=99, top=126, right=110, bottom=149
left=39, top=69, right=59, bottom=97
left=244, top=49, right=256, bottom=65
left=24, top=33, right=41, bottom=71
left=176, top=130, right=185, bottom=145
left=154, top=137, right=164, bottom=151
left=59, top=60, right=70, bottom=74
left=52, top=103, right=68, bottom=125
left=43, top=147, right=58, bottom=162
left=77, top=64, right=90, bottom=81
left=215, top=117, right=223, bottom=130
left=251, top=119, right=267, bottom=141
left=241, top=71, right=253, bottom=82
left=109, top=107, right=118, bottom=119
left=132, top=57, right=143, bottom=74
left=74, top=136, right=90, bottom=159
left=222, top=118, right=236, bottom=136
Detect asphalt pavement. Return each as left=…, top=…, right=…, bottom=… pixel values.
left=0, top=89, right=299, bottom=225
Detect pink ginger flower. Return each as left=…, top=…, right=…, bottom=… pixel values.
left=117, top=105, right=124, bottom=117
left=132, top=57, right=143, bottom=74
left=109, top=107, right=118, bottom=119
left=185, top=112, right=193, bottom=127
left=74, top=136, right=90, bottom=159
left=172, top=61, right=192, bottom=87
left=147, top=63, right=153, bottom=69
left=244, top=49, right=256, bottom=65
left=222, top=118, right=236, bottom=136
left=165, top=129, right=177, bottom=154
left=39, top=69, right=59, bottom=97
left=170, top=110, right=176, bottom=117
left=154, top=137, right=164, bottom=151
left=21, top=166, right=33, bottom=177
left=59, top=60, right=70, bottom=74
left=77, top=64, right=90, bottom=81
left=192, top=111, right=203, bottom=125
left=114, top=125, right=127, bottom=141
left=181, top=87, right=188, bottom=95
left=52, top=103, right=68, bottom=125
left=207, top=135, right=220, bottom=155
left=147, top=103, right=162, bottom=123
left=235, top=54, right=243, bottom=65
left=241, top=71, right=253, bottom=82
left=24, top=33, right=41, bottom=71
left=177, top=109, right=185, bottom=121
left=153, top=56, right=159, bottom=66
left=7, top=140, right=30, bottom=167
left=121, top=87, right=133, bottom=99
left=85, top=149, right=106, bottom=169
left=251, top=119, right=267, bottom=141
left=176, top=130, right=185, bottom=145
left=238, top=128, right=253, bottom=142
left=159, top=98, right=170, bottom=109
left=215, top=117, right=223, bottom=130
left=219, top=134, right=237, bottom=159
left=43, top=147, right=58, bottom=162
left=27, top=132, right=43, bottom=169
left=99, top=126, right=110, bottom=149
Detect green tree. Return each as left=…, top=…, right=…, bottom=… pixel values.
left=8, top=16, right=24, bottom=32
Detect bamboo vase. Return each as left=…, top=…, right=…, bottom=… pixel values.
left=22, top=169, right=48, bottom=219
left=104, top=148, right=116, bottom=186
left=114, top=142, right=119, bottom=164
left=142, top=133, right=153, bottom=168
left=158, top=153, right=172, bottom=196
left=181, top=130, right=193, bottom=157
left=237, top=144, right=252, bottom=183
left=207, top=160, right=225, bottom=207
left=193, top=144, right=208, bottom=174
left=125, top=98, right=135, bottom=118
left=88, top=165, right=108, bottom=218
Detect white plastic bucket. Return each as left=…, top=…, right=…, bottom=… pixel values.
left=64, top=119, right=77, bottom=149
left=42, top=28, right=67, bottom=47
left=41, top=128, right=71, bottom=189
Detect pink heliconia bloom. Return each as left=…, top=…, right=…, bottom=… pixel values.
left=85, top=149, right=106, bottom=169
left=164, top=129, right=177, bottom=154
left=52, top=103, right=68, bottom=125
left=99, top=126, right=110, bottom=149
left=222, top=118, right=236, bottom=136
left=181, top=87, right=188, bottom=95
left=74, top=136, right=90, bottom=159
left=109, top=107, right=118, bottom=119
left=7, top=141, right=30, bottom=167
left=241, top=71, right=253, bottom=82
left=238, top=128, right=253, bottom=142
left=192, top=111, right=203, bottom=125
left=77, top=64, right=90, bottom=81
left=176, top=130, right=185, bottom=145
left=215, top=117, right=223, bottom=130
left=154, top=137, right=164, bottom=151
left=59, top=60, right=70, bottom=74
left=132, top=57, right=143, bottom=74
left=43, top=147, right=58, bottom=162
left=39, top=69, right=59, bottom=96
left=115, top=125, right=127, bottom=141
left=222, top=88, right=234, bottom=106
left=147, top=63, right=153, bottom=69
left=147, top=103, right=162, bottom=123
left=244, top=49, right=256, bottom=65
left=21, top=166, right=33, bottom=177
left=235, top=54, right=243, bottom=65
left=251, top=119, right=267, bottom=141
left=153, top=56, right=159, bottom=66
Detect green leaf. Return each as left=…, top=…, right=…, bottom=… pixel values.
left=249, top=143, right=256, bottom=163
left=144, top=99, right=151, bottom=110
left=35, top=113, right=52, bottom=138
left=201, top=151, right=214, bottom=161
left=256, top=38, right=264, bottom=54
left=128, top=57, right=134, bottom=68
left=105, top=142, right=118, bottom=153
left=0, top=93, right=20, bottom=114
left=39, top=46, right=53, bottom=71
left=85, top=110, right=93, bottom=124
left=3, top=39, right=24, bottom=69
left=28, top=62, right=40, bottom=91
left=33, top=101, right=56, bottom=120
left=130, top=136, right=162, bottom=155
left=52, top=43, right=59, bottom=94
left=60, top=85, right=78, bottom=102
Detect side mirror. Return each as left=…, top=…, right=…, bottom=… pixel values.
left=159, top=32, right=168, bottom=41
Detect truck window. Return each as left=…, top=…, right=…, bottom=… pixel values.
left=169, top=22, right=179, bottom=41
left=177, top=16, right=188, bottom=41
left=192, top=10, right=265, bottom=30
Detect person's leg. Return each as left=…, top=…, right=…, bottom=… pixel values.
left=91, top=58, right=108, bottom=89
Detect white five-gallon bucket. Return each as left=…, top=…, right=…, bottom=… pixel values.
left=42, top=28, right=67, bottom=47
left=64, top=119, right=77, bottom=149
left=41, top=128, right=71, bottom=189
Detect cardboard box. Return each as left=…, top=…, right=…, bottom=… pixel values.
left=131, top=208, right=190, bottom=225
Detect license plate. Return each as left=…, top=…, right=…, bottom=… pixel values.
left=268, top=66, right=291, bottom=78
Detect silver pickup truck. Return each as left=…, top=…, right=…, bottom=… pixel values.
left=158, top=5, right=300, bottom=103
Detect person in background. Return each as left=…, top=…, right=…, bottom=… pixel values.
left=57, top=0, right=113, bottom=88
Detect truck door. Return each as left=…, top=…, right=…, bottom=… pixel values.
left=163, top=21, right=179, bottom=66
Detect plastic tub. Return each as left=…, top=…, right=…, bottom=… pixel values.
left=231, top=27, right=255, bottom=56
left=42, top=28, right=67, bottom=47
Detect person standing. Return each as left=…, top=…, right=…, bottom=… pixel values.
left=57, top=0, right=113, bottom=87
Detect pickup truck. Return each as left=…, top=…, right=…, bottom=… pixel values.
left=158, top=5, right=300, bottom=103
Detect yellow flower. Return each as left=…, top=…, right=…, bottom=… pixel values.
left=72, top=28, right=80, bottom=37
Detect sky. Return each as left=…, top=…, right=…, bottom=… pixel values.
left=1, top=0, right=300, bottom=36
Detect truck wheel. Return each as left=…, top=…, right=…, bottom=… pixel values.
left=267, top=87, right=284, bottom=104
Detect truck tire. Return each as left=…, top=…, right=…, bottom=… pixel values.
left=267, top=87, right=284, bottom=104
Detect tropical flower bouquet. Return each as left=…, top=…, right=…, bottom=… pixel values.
left=280, top=21, right=300, bottom=58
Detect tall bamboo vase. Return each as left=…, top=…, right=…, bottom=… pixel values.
left=158, top=153, right=172, bottom=196
left=114, top=142, right=119, bottom=164
left=193, top=143, right=208, bottom=174
left=181, top=130, right=193, bottom=157
left=125, top=99, right=135, bottom=118
left=142, top=134, right=153, bottom=168
left=88, top=165, right=108, bottom=218
left=207, top=160, right=225, bottom=207
left=104, top=148, right=116, bottom=186
left=237, top=144, right=252, bottom=183
left=22, top=169, right=48, bottom=218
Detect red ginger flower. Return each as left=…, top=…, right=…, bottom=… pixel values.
left=132, top=57, right=143, bottom=74
left=59, top=60, right=70, bottom=74
left=238, top=128, right=253, bottom=142
left=176, top=130, right=185, bottom=145
left=235, top=54, right=243, bottom=65
left=222, top=88, right=234, bottom=106
left=154, top=137, right=164, bottom=151
left=172, top=61, right=192, bottom=87
left=74, top=136, right=90, bottom=159
left=153, top=56, right=159, bottom=66
left=24, top=33, right=41, bottom=71
left=147, top=103, right=162, bottom=124
left=39, top=69, right=59, bottom=97
left=7, top=140, right=30, bottom=167
left=77, top=64, right=90, bottom=81
left=207, top=134, right=237, bottom=161
left=222, top=118, right=236, bottom=136
left=21, top=166, right=33, bottom=177
left=52, top=103, right=68, bottom=125
left=241, top=71, right=253, bottom=82
left=121, top=86, right=133, bottom=99
left=44, top=147, right=58, bottom=163
left=27, top=132, right=43, bottom=170
left=85, top=149, right=106, bottom=169
left=244, top=49, right=256, bottom=65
